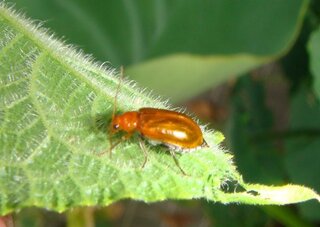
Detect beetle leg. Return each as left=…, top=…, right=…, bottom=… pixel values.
left=97, top=140, right=121, bottom=157
left=202, top=139, right=209, bottom=148
left=98, top=132, right=133, bottom=157
left=122, top=132, right=133, bottom=140
left=109, top=132, right=133, bottom=157
left=169, top=150, right=188, bottom=176
left=108, top=139, right=122, bottom=157
left=138, top=137, right=148, bottom=168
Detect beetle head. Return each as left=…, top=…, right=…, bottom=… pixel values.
left=110, top=111, right=138, bottom=134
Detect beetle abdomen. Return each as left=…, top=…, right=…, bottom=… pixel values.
left=138, top=108, right=206, bottom=150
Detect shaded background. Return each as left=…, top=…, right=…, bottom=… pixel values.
left=6, top=0, right=320, bottom=226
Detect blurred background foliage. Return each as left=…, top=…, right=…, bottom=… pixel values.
left=6, top=0, right=320, bottom=226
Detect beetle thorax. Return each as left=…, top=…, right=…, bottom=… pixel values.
left=113, top=111, right=139, bottom=133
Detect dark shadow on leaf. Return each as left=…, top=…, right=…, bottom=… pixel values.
left=220, top=180, right=246, bottom=193
left=247, top=190, right=260, bottom=196
left=93, top=113, right=112, bottom=133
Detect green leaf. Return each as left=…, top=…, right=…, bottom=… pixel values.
left=223, top=184, right=320, bottom=205
left=10, top=0, right=309, bottom=101
left=127, top=54, right=267, bottom=101
left=126, top=0, right=309, bottom=101
left=308, top=26, right=320, bottom=100
left=0, top=3, right=319, bottom=215
left=9, top=0, right=307, bottom=62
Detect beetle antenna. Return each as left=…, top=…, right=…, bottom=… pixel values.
left=108, top=66, right=124, bottom=157
left=112, top=66, right=124, bottom=121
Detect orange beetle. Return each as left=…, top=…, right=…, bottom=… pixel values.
left=108, top=68, right=208, bottom=174
left=111, top=108, right=207, bottom=151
